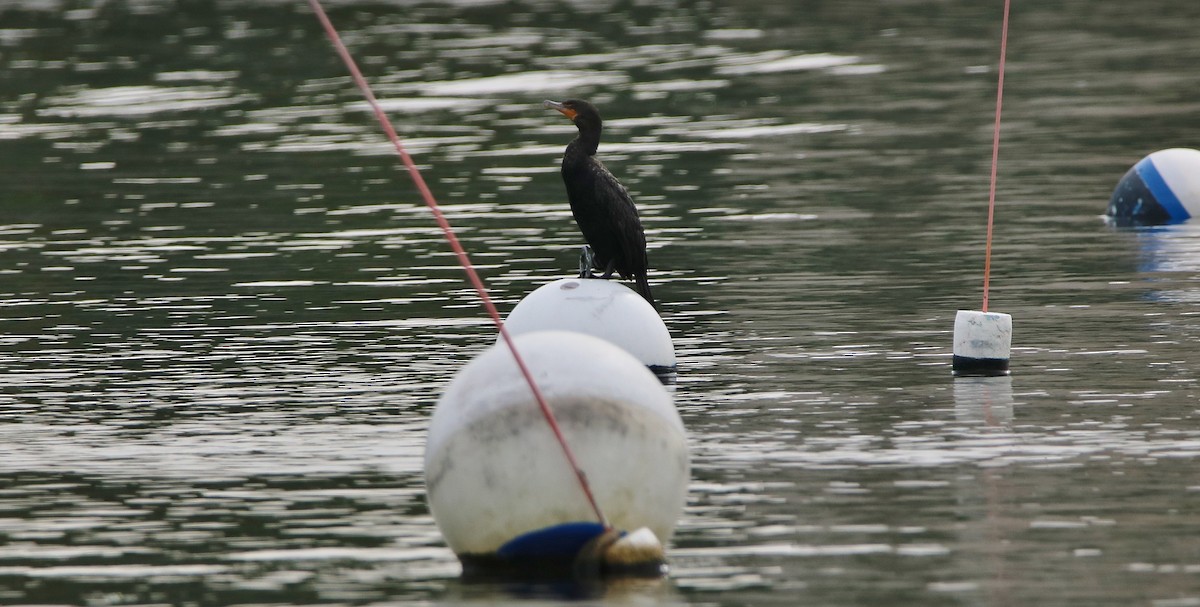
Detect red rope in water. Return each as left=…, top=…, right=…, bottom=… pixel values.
left=982, top=0, right=1011, bottom=313
left=306, top=0, right=609, bottom=530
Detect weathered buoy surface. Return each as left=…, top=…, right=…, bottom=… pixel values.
left=952, top=310, right=1012, bottom=376
left=503, top=278, right=676, bottom=382
left=1108, top=148, right=1200, bottom=225
left=424, top=330, right=688, bottom=570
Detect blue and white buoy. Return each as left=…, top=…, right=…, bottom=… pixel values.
left=504, top=278, right=676, bottom=383
left=424, top=330, right=689, bottom=575
left=952, top=310, right=1012, bottom=376
left=1108, top=148, right=1200, bottom=225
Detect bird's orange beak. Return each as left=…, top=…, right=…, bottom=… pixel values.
left=543, top=99, right=577, bottom=121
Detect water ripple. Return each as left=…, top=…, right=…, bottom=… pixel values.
left=39, top=85, right=256, bottom=118
left=1, top=1, right=1199, bottom=605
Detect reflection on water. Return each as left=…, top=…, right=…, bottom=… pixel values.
left=3, top=0, right=1200, bottom=604
left=954, top=376, right=1013, bottom=427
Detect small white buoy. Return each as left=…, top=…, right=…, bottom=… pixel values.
left=503, top=278, right=676, bottom=382
left=424, top=330, right=688, bottom=569
left=1108, top=148, right=1200, bottom=225
left=952, top=310, right=1012, bottom=376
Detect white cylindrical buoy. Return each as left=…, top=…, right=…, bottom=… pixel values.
left=424, top=330, right=689, bottom=569
left=952, top=310, right=1012, bottom=376
left=1108, top=148, right=1200, bottom=225
left=503, top=278, right=676, bottom=382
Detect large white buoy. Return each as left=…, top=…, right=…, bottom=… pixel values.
left=1108, top=148, right=1200, bottom=225
left=952, top=310, right=1012, bottom=376
left=424, top=330, right=688, bottom=570
left=503, top=278, right=676, bottom=382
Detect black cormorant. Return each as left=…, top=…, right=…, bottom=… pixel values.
left=544, top=98, right=655, bottom=307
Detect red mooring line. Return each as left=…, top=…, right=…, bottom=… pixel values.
left=306, top=0, right=610, bottom=529
left=982, top=0, right=1011, bottom=313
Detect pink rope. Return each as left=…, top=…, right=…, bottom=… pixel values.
left=306, top=0, right=609, bottom=529
left=982, top=0, right=1011, bottom=313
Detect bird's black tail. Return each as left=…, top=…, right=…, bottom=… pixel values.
left=635, top=273, right=656, bottom=310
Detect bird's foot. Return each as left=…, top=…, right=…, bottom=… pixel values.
left=600, top=260, right=616, bottom=280
left=578, top=245, right=597, bottom=278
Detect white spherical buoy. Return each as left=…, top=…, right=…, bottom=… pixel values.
left=503, top=278, right=676, bottom=382
left=424, top=330, right=688, bottom=569
left=952, top=310, right=1012, bottom=376
left=1108, top=148, right=1200, bottom=225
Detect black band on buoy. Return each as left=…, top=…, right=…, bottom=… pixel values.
left=648, top=364, right=677, bottom=385
left=951, top=355, right=1010, bottom=377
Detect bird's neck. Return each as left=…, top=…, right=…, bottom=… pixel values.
left=570, top=127, right=600, bottom=157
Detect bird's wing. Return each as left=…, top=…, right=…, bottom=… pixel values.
left=590, top=165, right=648, bottom=274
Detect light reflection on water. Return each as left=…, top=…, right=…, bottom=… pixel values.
left=3, top=0, right=1200, bottom=604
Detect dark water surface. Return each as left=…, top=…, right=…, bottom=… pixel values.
left=4, top=0, right=1200, bottom=604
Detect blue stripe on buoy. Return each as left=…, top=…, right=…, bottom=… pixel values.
left=496, top=522, right=608, bottom=559
left=1137, top=157, right=1191, bottom=222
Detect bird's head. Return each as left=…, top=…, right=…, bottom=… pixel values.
left=544, top=98, right=602, bottom=132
